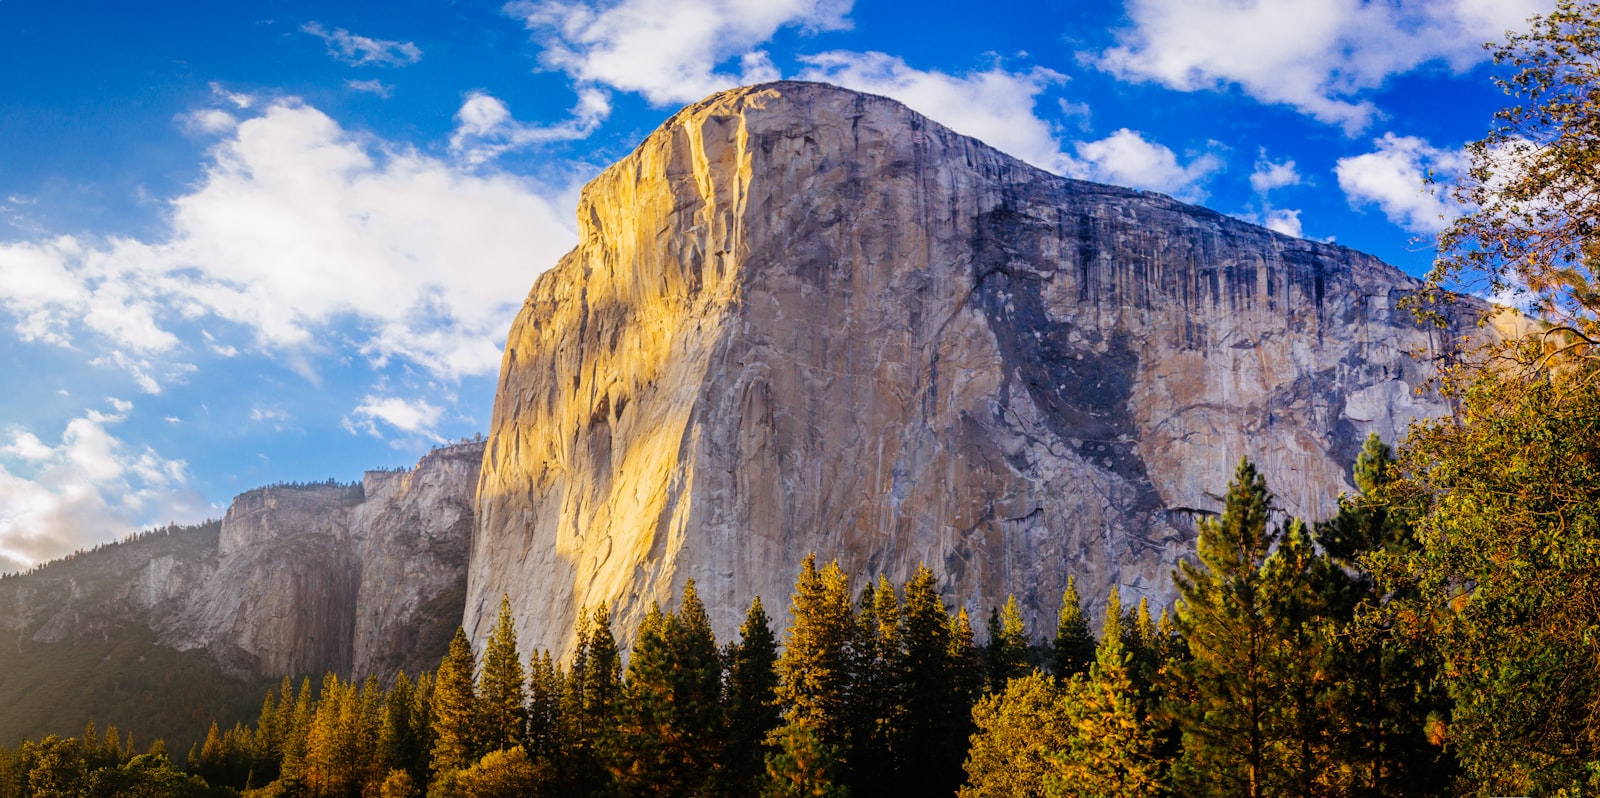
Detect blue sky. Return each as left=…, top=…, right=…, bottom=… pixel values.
left=0, top=0, right=1550, bottom=571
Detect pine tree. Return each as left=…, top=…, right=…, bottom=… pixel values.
left=612, top=582, right=725, bottom=796
left=985, top=595, right=1031, bottom=692
left=196, top=721, right=226, bottom=786
left=559, top=603, right=620, bottom=797
left=897, top=564, right=962, bottom=797
left=478, top=594, right=527, bottom=754
left=280, top=676, right=315, bottom=783
left=1316, top=434, right=1454, bottom=796
left=725, top=596, right=782, bottom=796
left=613, top=602, right=672, bottom=794
left=948, top=607, right=984, bottom=713
left=379, top=671, right=426, bottom=785
left=1051, top=587, right=1164, bottom=796
left=1052, top=577, right=1095, bottom=680
left=666, top=580, right=726, bottom=792
left=775, top=554, right=857, bottom=754
left=432, top=627, right=479, bottom=776
left=847, top=576, right=900, bottom=795
left=525, top=650, right=563, bottom=765
left=1166, top=457, right=1314, bottom=798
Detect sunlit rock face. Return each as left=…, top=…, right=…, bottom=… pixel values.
left=468, top=81, right=1483, bottom=657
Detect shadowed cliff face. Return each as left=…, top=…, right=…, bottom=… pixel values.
left=468, top=82, right=1485, bottom=656
left=0, top=441, right=483, bottom=682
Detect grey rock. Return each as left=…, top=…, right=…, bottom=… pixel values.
left=467, top=82, right=1492, bottom=656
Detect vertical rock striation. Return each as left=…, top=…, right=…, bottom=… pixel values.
left=469, top=82, right=1489, bottom=655
left=0, top=441, right=483, bottom=682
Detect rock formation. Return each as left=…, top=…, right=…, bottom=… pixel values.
left=467, top=81, right=1487, bottom=658
left=0, top=440, right=483, bottom=682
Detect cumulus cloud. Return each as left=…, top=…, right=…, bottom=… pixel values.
left=302, top=22, right=423, bottom=67
left=0, top=100, right=580, bottom=384
left=796, top=52, right=1072, bottom=169
left=1069, top=129, right=1224, bottom=201
left=1097, top=0, right=1549, bottom=132
left=1261, top=208, right=1304, bottom=237
left=450, top=89, right=612, bottom=165
left=1250, top=154, right=1302, bottom=193
left=1238, top=152, right=1306, bottom=237
left=795, top=53, right=1221, bottom=199
left=507, top=0, right=851, bottom=105
left=344, top=395, right=444, bottom=440
left=1336, top=132, right=1467, bottom=234
left=0, top=402, right=207, bottom=573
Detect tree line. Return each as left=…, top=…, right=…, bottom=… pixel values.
left=0, top=436, right=1509, bottom=796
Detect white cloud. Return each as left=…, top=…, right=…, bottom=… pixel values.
left=1098, top=0, right=1550, bottom=132
left=346, top=79, right=393, bottom=98
left=1070, top=129, right=1224, bottom=201
left=0, top=403, right=207, bottom=573
left=302, top=22, right=422, bottom=67
left=1250, top=154, right=1302, bottom=193
left=1335, top=132, right=1466, bottom=234
left=345, top=395, right=443, bottom=440
left=795, top=53, right=1221, bottom=200
left=1261, top=208, right=1304, bottom=237
left=183, top=109, right=240, bottom=135
left=508, top=0, right=851, bottom=105
left=797, top=52, right=1071, bottom=171
left=449, top=89, right=612, bottom=165
left=209, top=82, right=253, bottom=110
left=0, top=100, right=581, bottom=382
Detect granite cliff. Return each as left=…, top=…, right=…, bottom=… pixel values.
left=0, top=440, right=482, bottom=697
left=467, top=82, right=1486, bottom=657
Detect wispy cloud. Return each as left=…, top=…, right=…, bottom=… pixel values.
left=1096, top=0, right=1549, bottom=133
left=344, top=395, right=444, bottom=441
left=449, top=89, right=612, bottom=165
left=302, top=22, right=422, bottom=67
left=346, top=79, right=393, bottom=97
left=507, top=0, right=851, bottom=105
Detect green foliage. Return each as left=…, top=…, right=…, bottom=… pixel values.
left=1166, top=458, right=1322, bottom=797
left=896, top=564, right=965, bottom=796
left=430, top=629, right=478, bottom=776
left=611, top=581, right=725, bottom=797
left=724, top=596, right=782, bottom=796
left=1051, top=577, right=1095, bottom=681
left=1316, top=435, right=1455, bottom=796
left=1432, top=0, right=1600, bottom=345
left=1047, top=588, right=1164, bottom=796
left=1386, top=357, right=1600, bottom=793
left=476, top=596, right=526, bottom=755
left=762, top=724, right=850, bottom=798
left=523, top=653, right=561, bottom=765
left=453, top=746, right=549, bottom=798
left=775, top=555, right=857, bottom=754
left=960, top=671, right=1072, bottom=798
left=85, top=752, right=217, bottom=797
left=983, top=595, right=1031, bottom=693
